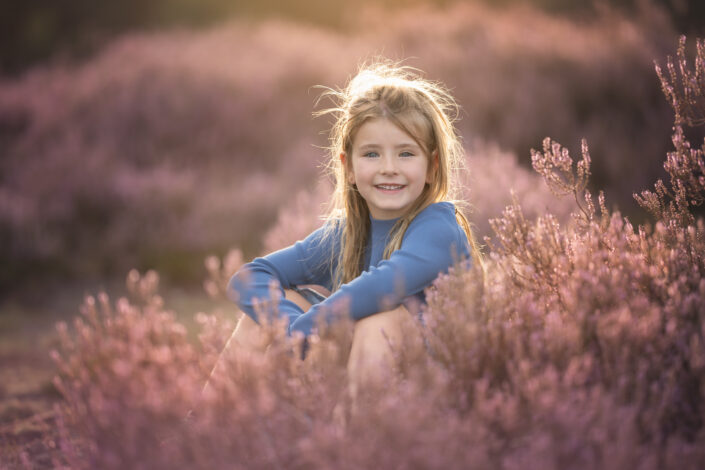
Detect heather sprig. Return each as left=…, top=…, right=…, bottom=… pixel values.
left=203, top=249, right=244, bottom=299
left=655, top=35, right=705, bottom=127
left=638, top=36, right=705, bottom=231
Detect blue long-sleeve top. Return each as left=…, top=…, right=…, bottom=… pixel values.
left=227, top=201, right=471, bottom=341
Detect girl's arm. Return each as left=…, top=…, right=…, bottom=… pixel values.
left=289, top=203, right=470, bottom=337
left=227, top=224, right=337, bottom=330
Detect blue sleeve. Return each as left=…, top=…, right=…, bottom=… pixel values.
left=227, top=223, right=337, bottom=328
left=289, top=204, right=471, bottom=338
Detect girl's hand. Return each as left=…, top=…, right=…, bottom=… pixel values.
left=285, top=285, right=331, bottom=338
left=289, top=310, right=318, bottom=338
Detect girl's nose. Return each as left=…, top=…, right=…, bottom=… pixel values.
left=380, top=154, right=398, bottom=174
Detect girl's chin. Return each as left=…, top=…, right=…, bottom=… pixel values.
left=369, top=203, right=415, bottom=219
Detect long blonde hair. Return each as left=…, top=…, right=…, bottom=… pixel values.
left=316, top=61, right=483, bottom=289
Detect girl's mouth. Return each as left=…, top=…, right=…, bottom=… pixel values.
left=375, top=184, right=405, bottom=192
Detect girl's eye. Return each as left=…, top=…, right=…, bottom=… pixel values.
left=400, top=151, right=414, bottom=158
left=363, top=151, right=379, bottom=158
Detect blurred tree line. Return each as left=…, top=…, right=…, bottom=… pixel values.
left=2, top=0, right=704, bottom=76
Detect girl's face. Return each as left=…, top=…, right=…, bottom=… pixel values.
left=346, top=118, right=434, bottom=220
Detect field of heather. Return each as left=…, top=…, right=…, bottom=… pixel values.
left=1, top=2, right=704, bottom=468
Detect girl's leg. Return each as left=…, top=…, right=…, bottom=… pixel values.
left=200, top=289, right=312, bottom=400
left=346, top=305, right=409, bottom=407
left=224, top=288, right=313, bottom=353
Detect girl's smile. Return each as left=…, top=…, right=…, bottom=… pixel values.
left=375, top=184, right=405, bottom=192
left=347, top=118, right=432, bottom=220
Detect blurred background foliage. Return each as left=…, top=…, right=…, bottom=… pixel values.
left=1, top=0, right=703, bottom=295
left=2, top=0, right=704, bottom=76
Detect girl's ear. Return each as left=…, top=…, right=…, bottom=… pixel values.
left=341, top=152, right=355, bottom=184
left=426, top=150, right=439, bottom=184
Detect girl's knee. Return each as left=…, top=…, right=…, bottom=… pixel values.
left=347, top=306, right=410, bottom=395
left=230, top=288, right=313, bottom=355
left=352, top=305, right=408, bottom=344
left=348, top=305, right=409, bottom=371
left=230, top=312, right=269, bottom=352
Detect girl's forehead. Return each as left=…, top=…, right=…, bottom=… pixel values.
left=353, top=118, right=420, bottom=146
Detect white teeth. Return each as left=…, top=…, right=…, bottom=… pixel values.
left=377, top=184, right=404, bottom=190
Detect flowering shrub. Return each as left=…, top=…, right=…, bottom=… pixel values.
left=51, top=271, right=203, bottom=467
left=0, top=2, right=677, bottom=291
left=414, top=36, right=705, bottom=465
left=51, top=268, right=355, bottom=469
left=46, top=35, right=705, bottom=469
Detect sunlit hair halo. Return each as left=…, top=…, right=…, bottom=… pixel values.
left=315, top=60, right=483, bottom=289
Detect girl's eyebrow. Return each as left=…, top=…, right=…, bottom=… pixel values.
left=357, top=142, right=420, bottom=150
left=357, top=144, right=380, bottom=150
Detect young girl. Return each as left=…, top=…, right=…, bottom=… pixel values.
left=226, top=61, right=482, bottom=394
